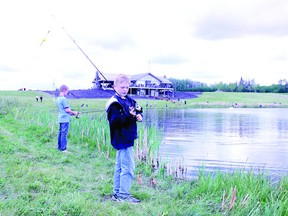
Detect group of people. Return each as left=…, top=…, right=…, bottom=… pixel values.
left=56, top=74, right=143, bottom=204
left=35, top=95, right=43, bottom=102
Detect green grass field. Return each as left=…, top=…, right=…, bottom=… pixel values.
left=1, top=91, right=288, bottom=215
left=181, top=92, right=288, bottom=108
left=143, top=91, right=288, bottom=108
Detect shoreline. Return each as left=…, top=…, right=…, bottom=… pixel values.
left=42, top=89, right=202, bottom=100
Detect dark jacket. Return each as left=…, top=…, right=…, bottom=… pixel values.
left=106, top=94, right=143, bottom=150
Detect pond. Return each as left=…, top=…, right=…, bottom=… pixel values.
left=144, top=108, right=288, bottom=179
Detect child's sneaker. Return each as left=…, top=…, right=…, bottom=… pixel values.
left=118, top=195, right=140, bottom=204
left=111, top=194, right=121, bottom=202
left=62, top=150, right=71, bottom=154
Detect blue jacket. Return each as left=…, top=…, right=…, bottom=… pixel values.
left=106, top=94, right=142, bottom=150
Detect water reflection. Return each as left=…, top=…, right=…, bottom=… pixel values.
left=144, top=108, right=288, bottom=178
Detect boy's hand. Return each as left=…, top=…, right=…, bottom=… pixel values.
left=71, top=111, right=78, bottom=116
left=129, top=107, right=136, bottom=116
left=136, top=114, right=143, bottom=122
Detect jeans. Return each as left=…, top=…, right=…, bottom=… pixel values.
left=58, top=122, right=69, bottom=151
left=113, top=146, right=135, bottom=198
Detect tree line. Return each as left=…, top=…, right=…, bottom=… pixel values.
left=170, top=77, right=288, bottom=93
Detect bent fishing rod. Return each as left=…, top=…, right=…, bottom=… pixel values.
left=52, top=15, right=108, bottom=82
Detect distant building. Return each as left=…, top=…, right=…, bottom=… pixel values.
left=92, top=72, right=174, bottom=97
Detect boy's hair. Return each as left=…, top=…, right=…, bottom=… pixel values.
left=59, top=84, right=69, bottom=92
left=114, top=74, right=130, bottom=86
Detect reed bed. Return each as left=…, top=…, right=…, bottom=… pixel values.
left=1, top=92, right=164, bottom=178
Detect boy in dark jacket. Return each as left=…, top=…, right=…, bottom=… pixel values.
left=106, top=74, right=143, bottom=204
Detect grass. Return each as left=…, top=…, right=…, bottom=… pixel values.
left=135, top=92, right=288, bottom=109
left=183, top=92, right=288, bottom=108
left=1, top=91, right=288, bottom=215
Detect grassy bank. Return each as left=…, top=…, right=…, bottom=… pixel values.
left=1, top=91, right=288, bottom=215
left=164, top=92, right=288, bottom=108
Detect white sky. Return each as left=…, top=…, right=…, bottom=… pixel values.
left=1, top=0, right=288, bottom=90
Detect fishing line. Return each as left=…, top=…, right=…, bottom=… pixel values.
left=40, top=30, right=51, bottom=46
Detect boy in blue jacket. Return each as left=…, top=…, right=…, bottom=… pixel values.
left=106, top=74, right=143, bottom=204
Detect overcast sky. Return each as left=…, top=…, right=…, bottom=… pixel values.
left=1, top=0, right=288, bottom=90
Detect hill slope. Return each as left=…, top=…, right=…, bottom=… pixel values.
left=43, top=88, right=201, bottom=99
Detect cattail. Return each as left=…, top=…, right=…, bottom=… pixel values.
left=150, top=177, right=156, bottom=189
left=137, top=175, right=143, bottom=185
left=229, top=186, right=237, bottom=210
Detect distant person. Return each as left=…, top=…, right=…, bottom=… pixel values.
left=106, top=74, right=143, bottom=204
left=56, top=84, right=78, bottom=153
left=35, top=96, right=39, bottom=102
left=40, top=96, right=43, bottom=102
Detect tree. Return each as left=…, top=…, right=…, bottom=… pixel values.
left=169, top=76, right=288, bottom=93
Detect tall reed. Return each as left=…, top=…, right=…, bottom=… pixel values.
left=4, top=96, right=164, bottom=178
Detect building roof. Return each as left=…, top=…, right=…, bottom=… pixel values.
left=157, top=75, right=172, bottom=84
left=96, top=72, right=172, bottom=84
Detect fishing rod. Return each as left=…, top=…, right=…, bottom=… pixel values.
left=52, top=15, right=108, bottom=82
left=75, top=109, right=105, bottom=118
left=51, top=109, right=104, bottom=114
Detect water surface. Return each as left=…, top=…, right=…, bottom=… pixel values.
left=144, top=108, right=288, bottom=178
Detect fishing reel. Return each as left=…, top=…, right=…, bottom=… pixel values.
left=135, top=103, right=143, bottom=113
left=129, top=103, right=143, bottom=116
